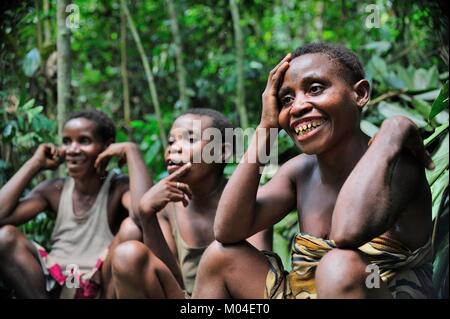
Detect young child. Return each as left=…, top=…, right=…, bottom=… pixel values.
left=191, top=43, right=436, bottom=299
left=111, top=108, right=272, bottom=298
left=0, top=110, right=148, bottom=298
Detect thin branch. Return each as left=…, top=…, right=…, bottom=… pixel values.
left=121, top=0, right=167, bottom=148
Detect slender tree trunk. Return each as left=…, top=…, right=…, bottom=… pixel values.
left=165, top=0, right=189, bottom=111
left=279, top=0, right=292, bottom=42
left=229, top=0, right=249, bottom=129
left=43, top=0, right=52, bottom=46
left=314, top=1, right=324, bottom=40
left=121, top=0, right=167, bottom=148
left=57, top=0, right=71, bottom=141
left=120, top=3, right=131, bottom=131
left=35, top=0, right=43, bottom=52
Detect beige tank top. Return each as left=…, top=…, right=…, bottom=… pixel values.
left=49, top=171, right=115, bottom=274
left=171, top=210, right=207, bottom=295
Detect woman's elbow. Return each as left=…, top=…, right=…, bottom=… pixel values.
left=330, top=227, right=366, bottom=249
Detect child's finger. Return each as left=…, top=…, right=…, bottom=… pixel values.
left=168, top=162, right=192, bottom=181
left=172, top=182, right=193, bottom=199
left=182, top=195, right=189, bottom=207
left=169, top=191, right=189, bottom=207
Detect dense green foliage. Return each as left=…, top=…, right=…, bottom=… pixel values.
left=0, top=0, right=448, bottom=298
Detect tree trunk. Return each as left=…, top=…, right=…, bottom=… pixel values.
left=121, top=0, right=167, bottom=148
left=35, top=0, right=43, bottom=52
left=229, top=0, right=249, bottom=129
left=165, top=0, right=189, bottom=111
left=43, top=0, right=52, bottom=46
left=120, top=3, right=131, bottom=132
left=57, top=0, right=71, bottom=141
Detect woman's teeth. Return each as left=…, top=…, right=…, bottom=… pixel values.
left=294, top=119, right=326, bottom=136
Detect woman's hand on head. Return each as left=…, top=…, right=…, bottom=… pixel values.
left=31, top=143, right=63, bottom=170
left=139, top=162, right=192, bottom=217
left=94, top=142, right=138, bottom=173
left=260, top=53, right=291, bottom=129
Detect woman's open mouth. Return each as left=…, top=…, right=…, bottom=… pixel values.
left=166, top=159, right=186, bottom=174
left=66, top=157, right=84, bottom=168
left=292, top=117, right=328, bottom=142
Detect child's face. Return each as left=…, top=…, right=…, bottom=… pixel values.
left=60, top=118, right=107, bottom=177
left=165, top=114, right=219, bottom=183
left=277, top=53, right=361, bottom=155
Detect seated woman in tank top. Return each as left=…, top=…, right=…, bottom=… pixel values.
left=0, top=110, right=150, bottom=299
left=110, top=108, right=272, bottom=298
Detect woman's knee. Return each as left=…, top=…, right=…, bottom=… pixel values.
left=202, top=240, right=241, bottom=265
left=111, top=240, right=150, bottom=278
left=117, top=218, right=142, bottom=242
left=316, top=248, right=369, bottom=295
left=199, top=240, right=258, bottom=275
left=0, top=225, right=21, bottom=256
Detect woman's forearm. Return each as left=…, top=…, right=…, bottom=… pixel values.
left=214, top=126, right=277, bottom=243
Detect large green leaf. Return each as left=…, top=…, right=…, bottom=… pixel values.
left=360, top=120, right=379, bottom=138
left=377, top=101, right=428, bottom=128
left=26, top=106, right=44, bottom=123
left=429, top=81, right=449, bottom=120
left=144, top=139, right=161, bottom=165
left=22, top=48, right=41, bottom=77
left=21, top=99, right=35, bottom=110
left=430, top=170, right=449, bottom=220
left=273, top=211, right=298, bottom=271
left=424, top=123, right=449, bottom=147
left=426, top=133, right=449, bottom=186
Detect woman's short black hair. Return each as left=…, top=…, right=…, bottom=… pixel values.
left=292, top=42, right=365, bottom=84
left=65, top=109, right=116, bottom=144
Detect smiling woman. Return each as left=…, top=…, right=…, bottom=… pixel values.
left=0, top=109, right=148, bottom=299
left=277, top=45, right=370, bottom=155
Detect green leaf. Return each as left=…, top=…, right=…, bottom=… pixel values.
left=426, top=133, right=449, bottom=187
left=116, top=130, right=129, bottom=143
left=21, top=99, right=35, bottom=110
left=360, top=120, right=379, bottom=138
left=26, top=106, right=44, bottom=123
left=378, top=101, right=427, bottom=128
left=411, top=98, right=431, bottom=120
left=424, top=123, right=449, bottom=147
left=144, top=140, right=161, bottom=165
left=430, top=169, right=449, bottom=220
left=130, top=120, right=145, bottom=129
left=429, top=81, right=449, bottom=120
left=433, top=232, right=449, bottom=290
left=363, top=41, right=391, bottom=54
left=2, top=123, right=13, bottom=138
left=414, top=88, right=441, bottom=101
left=22, top=48, right=41, bottom=77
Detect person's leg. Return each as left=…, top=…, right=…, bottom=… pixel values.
left=112, top=240, right=185, bottom=299
left=192, top=240, right=270, bottom=299
left=0, top=225, right=47, bottom=298
left=315, top=248, right=392, bottom=299
left=101, top=217, right=143, bottom=298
